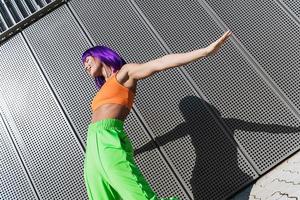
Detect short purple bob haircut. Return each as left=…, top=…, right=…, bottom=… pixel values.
left=81, top=45, right=127, bottom=90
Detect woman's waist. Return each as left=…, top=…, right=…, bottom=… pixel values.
left=88, top=118, right=125, bottom=130
left=92, top=104, right=130, bottom=120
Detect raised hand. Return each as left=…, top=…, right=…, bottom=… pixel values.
left=205, top=30, right=232, bottom=57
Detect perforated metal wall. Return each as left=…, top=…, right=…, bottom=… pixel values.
left=68, top=0, right=258, bottom=199
left=203, top=0, right=300, bottom=173
left=23, top=3, right=189, bottom=199
left=0, top=33, right=87, bottom=199
left=0, top=2, right=189, bottom=199
left=0, top=0, right=299, bottom=200
left=23, top=4, right=94, bottom=146
left=0, top=113, right=37, bottom=199
left=282, top=0, right=300, bottom=17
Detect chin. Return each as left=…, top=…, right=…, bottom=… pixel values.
left=89, top=73, right=95, bottom=78
left=91, top=72, right=100, bottom=78
left=90, top=71, right=97, bottom=77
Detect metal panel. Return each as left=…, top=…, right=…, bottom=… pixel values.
left=23, top=4, right=92, bottom=148
left=0, top=33, right=87, bottom=199
left=202, top=0, right=300, bottom=109
left=3, top=0, right=22, bottom=23
left=23, top=2, right=189, bottom=199
left=0, top=0, right=64, bottom=41
left=203, top=0, right=300, bottom=172
left=1, top=0, right=299, bottom=199
left=0, top=0, right=15, bottom=27
left=15, top=0, right=31, bottom=17
left=133, top=0, right=300, bottom=175
left=282, top=0, right=300, bottom=18
left=68, top=0, right=259, bottom=199
left=0, top=12, right=7, bottom=31
left=0, top=112, right=37, bottom=200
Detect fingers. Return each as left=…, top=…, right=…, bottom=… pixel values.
left=215, top=30, right=232, bottom=46
left=221, top=30, right=232, bottom=41
left=225, top=30, right=232, bottom=39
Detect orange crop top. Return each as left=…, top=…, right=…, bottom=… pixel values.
left=91, top=73, right=134, bottom=112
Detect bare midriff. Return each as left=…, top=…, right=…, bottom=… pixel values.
left=90, top=71, right=137, bottom=124
left=91, top=103, right=132, bottom=123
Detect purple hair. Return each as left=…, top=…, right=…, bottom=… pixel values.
left=81, top=45, right=127, bottom=90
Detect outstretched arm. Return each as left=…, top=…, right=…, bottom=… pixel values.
left=127, top=30, right=232, bottom=80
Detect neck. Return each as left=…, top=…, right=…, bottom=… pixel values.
left=103, top=66, right=111, bottom=81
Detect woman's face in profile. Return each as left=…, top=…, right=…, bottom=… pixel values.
left=84, top=56, right=102, bottom=77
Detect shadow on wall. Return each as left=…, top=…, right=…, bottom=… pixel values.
left=134, top=95, right=300, bottom=200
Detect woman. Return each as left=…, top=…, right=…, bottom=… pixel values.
left=82, top=30, right=232, bottom=200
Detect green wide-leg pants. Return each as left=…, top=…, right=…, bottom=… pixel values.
left=84, top=118, right=180, bottom=200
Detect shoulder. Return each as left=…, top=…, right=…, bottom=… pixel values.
left=116, top=64, right=138, bottom=89
left=123, top=63, right=140, bottom=73
left=118, top=63, right=140, bottom=80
